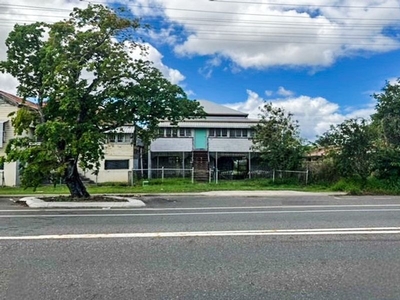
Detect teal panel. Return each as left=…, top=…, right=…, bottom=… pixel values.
left=194, top=129, right=207, bottom=149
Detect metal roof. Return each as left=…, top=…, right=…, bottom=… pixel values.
left=198, top=100, right=248, bottom=117
left=107, top=126, right=135, bottom=134
left=0, top=90, right=38, bottom=110
left=159, top=121, right=257, bottom=128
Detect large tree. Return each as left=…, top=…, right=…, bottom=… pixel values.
left=0, top=5, right=203, bottom=197
left=371, top=79, right=400, bottom=178
left=252, top=103, right=304, bottom=170
left=316, top=118, right=375, bottom=184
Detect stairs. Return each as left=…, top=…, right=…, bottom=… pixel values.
left=193, top=151, right=209, bottom=182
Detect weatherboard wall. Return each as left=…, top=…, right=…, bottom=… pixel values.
left=208, top=138, right=253, bottom=152
left=0, top=100, right=20, bottom=186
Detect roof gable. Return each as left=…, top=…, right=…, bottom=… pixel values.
left=198, top=100, right=248, bottom=117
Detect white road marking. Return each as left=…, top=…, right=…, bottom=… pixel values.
left=2, top=203, right=400, bottom=213
left=2, top=208, right=400, bottom=218
left=1, top=227, right=400, bottom=240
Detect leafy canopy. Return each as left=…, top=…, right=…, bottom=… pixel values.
left=252, top=103, right=304, bottom=170
left=316, top=118, right=375, bottom=182
left=371, top=79, right=400, bottom=179
left=0, top=4, right=204, bottom=196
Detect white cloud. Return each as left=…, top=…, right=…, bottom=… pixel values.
left=225, top=88, right=375, bottom=141
left=127, top=0, right=400, bottom=70
left=0, top=0, right=87, bottom=94
left=0, top=0, right=186, bottom=95
left=128, top=42, right=185, bottom=84
left=277, top=86, right=294, bottom=97
left=0, top=73, right=19, bottom=94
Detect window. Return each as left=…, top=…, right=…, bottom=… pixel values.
left=230, top=129, right=248, bottom=138
left=158, top=128, right=164, bottom=138
left=105, top=160, right=129, bottom=170
left=209, top=128, right=227, bottom=137
left=179, top=128, right=192, bottom=137
left=108, top=133, right=130, bottom=143
left=164, top=128, right=181, bottom=137
left=249, top=130, right=255, bottom=138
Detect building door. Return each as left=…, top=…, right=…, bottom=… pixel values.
left=194, top=129, right=207, bottom=150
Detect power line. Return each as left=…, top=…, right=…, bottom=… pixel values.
left=79, top=0, right=400, bottom=22
left=210, top=0, right=400, bottom=10
left=160, top=29, right=399, bottom=40
left=0, top=4, right=72, bottom=13
left=177, top=36, right=399, bottom=47
left=1, top=2, right=399, bottom=26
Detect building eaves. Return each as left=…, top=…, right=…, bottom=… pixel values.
left=0, top=90, right=38, bottom=110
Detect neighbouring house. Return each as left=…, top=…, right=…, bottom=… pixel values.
left=81, top=126, right=144, bottom=184
left=0, top=90, right=37, bottom=186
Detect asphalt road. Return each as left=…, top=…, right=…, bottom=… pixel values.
left=1, top=194, right=400, bottom=299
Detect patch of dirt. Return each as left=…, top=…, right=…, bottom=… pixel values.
left=41, top=196, right=129, bottom=202
left=140, top=197, right=177, bottom=205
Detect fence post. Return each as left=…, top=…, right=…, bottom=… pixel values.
left=191, top=167, right=194, bottom=184
left=273, top=169, right=275, bottom=183
left=209, top=169, right=212, bottom=183
left=130, top=170, right=134, bottom=186
left=216, top=169, right=219, bottom=184
left=306, top=169, right=309, bottom=185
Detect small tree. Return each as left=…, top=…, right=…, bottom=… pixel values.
left=0, top=5, right=203, bottom=197
left=316, top=118, right=375, bottom=185
left=252, top=103, right=304, bottom=170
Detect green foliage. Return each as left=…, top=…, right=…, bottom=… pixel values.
left=331, top=178, right=362, bottom=195
left=372, top=147, right=400, bottom=179
left=0, top=5, right=203, bottom=197
left=252, top=103, right=304, bottom=170
left=316, top=118, right=375, bottom=183
left=372, top=79, right=400, bottom=146
left=307, top=158, right=339, bottom=184
left=371, top=79, right=400, bottom=179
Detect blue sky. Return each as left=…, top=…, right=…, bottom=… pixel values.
left=1, top=0, right=400, bottom=140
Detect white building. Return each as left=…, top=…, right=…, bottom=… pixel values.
left=0, top=90, right=37, bottom=186
left=0, top=91, right=260, bottom=185
left=148, top=100, right=260, bottom=181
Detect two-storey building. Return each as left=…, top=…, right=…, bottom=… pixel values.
left=148, top=100, right=260, bottom=180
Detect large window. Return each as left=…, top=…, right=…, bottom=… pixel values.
left=209, top=128, right=228, bottom=137
left=159, top=128, right=191, bottom=137
left=108, top=133, right=130, bottom=143
left=104, top=160, right=129, bottom=170
left=230, top=129, right=248, bottom=138
left=179, top=128, right=192, bottom=137
left=164, top=128, right=178, bottom=137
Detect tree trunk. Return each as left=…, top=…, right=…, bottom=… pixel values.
left=65, top=160, right=90, bottom=198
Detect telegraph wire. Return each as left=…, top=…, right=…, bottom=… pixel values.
left=77, top=0, right=400, bottom=22
left=209, top=0, right=400, bottom=10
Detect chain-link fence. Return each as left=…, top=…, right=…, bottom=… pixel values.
left=128, top=167, right=309, bottom=185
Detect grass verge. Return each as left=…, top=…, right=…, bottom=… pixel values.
left=0, top=178, right=331, bottom=195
